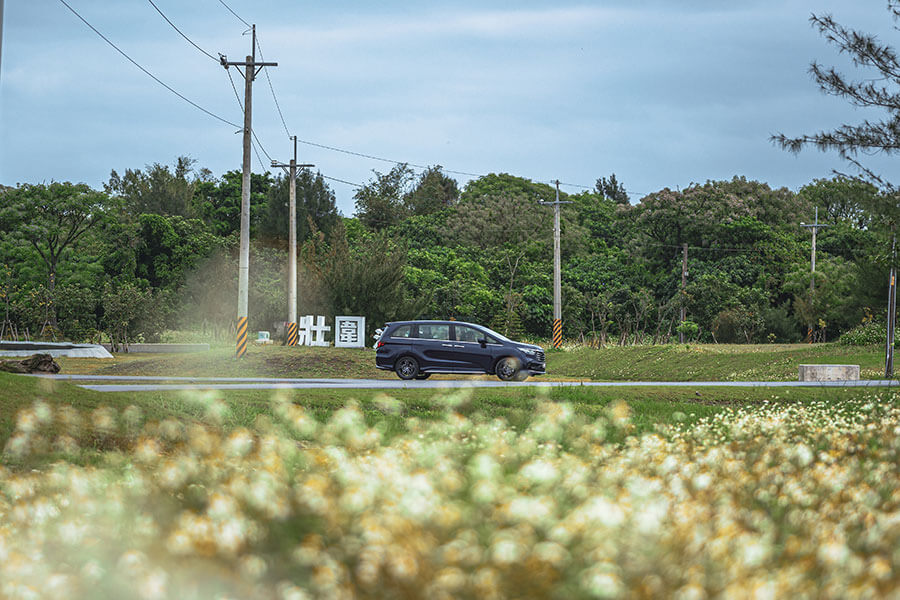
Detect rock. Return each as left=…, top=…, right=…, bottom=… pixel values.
left=0, top=353, right=61, bottom=374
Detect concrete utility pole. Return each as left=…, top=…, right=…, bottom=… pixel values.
left=221, top=25, right=276, bottom=358
left=272, top=136, right=313, bottom=346
left=886, top=228, right=897, bottom=378
left=680, top=243, right=688, bottom=343
left=801, top=207, right=829, bottom=343
left=540, top=181, right=571, bottom=349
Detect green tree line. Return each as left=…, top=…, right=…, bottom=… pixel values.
left=0, top=156, right=891, bottom=346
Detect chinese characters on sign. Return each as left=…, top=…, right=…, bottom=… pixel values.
left=334, top=316, right=366, bottom=348
left=294, top=315, right=365, bottom=347
left=296, top=315, right=331, bottom=347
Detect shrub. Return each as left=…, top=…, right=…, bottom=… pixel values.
left=839, top=319, right=887, bottom=346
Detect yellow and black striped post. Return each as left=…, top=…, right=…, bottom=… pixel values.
left=552, top=318, right=562, bottom=349
left=236, top=316, right=248, bottom=358
left=286, top=322, right=298, bottom=346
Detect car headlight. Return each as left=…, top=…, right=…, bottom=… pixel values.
left=521, top=348, right=536, bottom=356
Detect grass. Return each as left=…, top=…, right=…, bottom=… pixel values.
left=547, top=343, right=886, bottom=381
left=3, top=369, right=892, bottom=468
left=55, top=341, right=887, bottom=381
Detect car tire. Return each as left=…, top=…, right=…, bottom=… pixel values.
left=414, top=373, right=431, bottom=380
left=395, top=356, right=420, bottom=380
left=513, top=370, right=529, bottom=381
left=495, top=356, right=521, bottom=381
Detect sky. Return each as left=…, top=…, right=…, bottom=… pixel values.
left=1, top=0, right=898, bottom=216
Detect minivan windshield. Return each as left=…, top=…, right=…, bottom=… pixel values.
left=477, top=325, right=512, bottom=343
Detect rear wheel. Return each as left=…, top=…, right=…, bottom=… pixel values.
left=395, top=356, right=419, bottom=380
left=495, top=356, right=521, bottom=381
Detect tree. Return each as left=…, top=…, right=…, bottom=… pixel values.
left=773, top=5, right=900, bottom=368
left=798, top=176, right=879, bottom=229
left=0, top=183, right=116, bottom=330
left=259, top=169, right=340, bottom=245
left=773, top=5, right=900, bottom=197
left=595, top=173, right=630, bottom=205
left=193, top=170, right=272, bottom=237
left=404, top=166, right=459, bottom=216
left=106, top=156, right=205, bottom=218
left=354, top=164, right=415, bottom=230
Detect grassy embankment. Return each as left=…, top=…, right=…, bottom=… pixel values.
left=56, top=341, right=886, bottom=381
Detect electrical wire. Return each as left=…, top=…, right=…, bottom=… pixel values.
left=57, top=0, right=241, bottom=129
left=216, top=0, right=250, bottom=28
left=255, top=37, right=292, bottom=138
left=147, top=0, right=219, bottom=62
left=321, top=174, right=364, bottom=189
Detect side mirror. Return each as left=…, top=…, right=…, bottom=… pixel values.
left=478, top=338, right=487, bottom=348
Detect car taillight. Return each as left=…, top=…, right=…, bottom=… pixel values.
left=376, top=341, right=385, bottom=349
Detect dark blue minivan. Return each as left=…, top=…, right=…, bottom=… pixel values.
left=375, top=320, right=546, bottom=381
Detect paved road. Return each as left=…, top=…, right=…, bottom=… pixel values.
left=30, top=374, right=900, bottom=392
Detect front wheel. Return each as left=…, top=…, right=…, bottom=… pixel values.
left=395, top=356, right=420, bottom=380
left=495, top=356, right=521, bottom=381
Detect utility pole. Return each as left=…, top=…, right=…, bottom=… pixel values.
left=221, top=25, right=276, bottom=358
left=886, top=227, right=897, bottom=378
left=540, top=181, right=571, bottom=349
left=680, top=243, right=688, bottom=343
left=800, top=207, right=829, bottom=343
left=272, top=136, right=314, bottom=346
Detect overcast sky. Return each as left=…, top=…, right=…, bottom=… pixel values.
left=1, top=1, right=898, bottom=215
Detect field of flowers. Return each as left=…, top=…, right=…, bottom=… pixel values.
left=3, top=390, right=900, bottom=599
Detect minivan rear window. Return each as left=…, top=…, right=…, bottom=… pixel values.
left=390, top=325, right=412, bottom=338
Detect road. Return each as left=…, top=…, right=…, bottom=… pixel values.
left=29, top=374, right=900, bottom=392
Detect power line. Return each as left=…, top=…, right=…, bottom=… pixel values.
left=216, top=0, right=250, bottom=28
left=57, top=0, right=240, bottom=129
left=294, top=138, right=482, bottom=178
left=255, top=37, right=291, bottom=138
left=147, top=0, right=218, bottom=62
left=320, top=174, right=364, bottom=189
left=295, top=137, right=657, bottom=197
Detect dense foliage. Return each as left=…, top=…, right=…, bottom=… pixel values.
left=0, top=156, right=892, bottom=345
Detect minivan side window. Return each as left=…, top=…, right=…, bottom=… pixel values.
left=418, top=324, right=450, bottom=340
left=390, top=325, right=412, bottom=338
left=454, top=325, right=481, bottom=342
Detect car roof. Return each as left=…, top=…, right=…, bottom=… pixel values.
left=386, top=320, right=482, bottom=328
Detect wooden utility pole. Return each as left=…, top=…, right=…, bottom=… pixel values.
left=272, top=136, right=313, bottom=346
left=680, top=243, right=688, bottom=343
left=540, top=181, right=571, bottom=349
left=221, top=25, right=276, bottom=358
left=801, top=207, right=829, bottom=343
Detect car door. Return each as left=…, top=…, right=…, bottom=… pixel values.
left=414, top=323, right=459, bottom=371
left=451, top=324, right=496, bottom=372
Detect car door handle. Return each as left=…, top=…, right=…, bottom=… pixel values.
left=453, top=344, right=465, bottom=348
left=441, top=343, right=453, bottom=347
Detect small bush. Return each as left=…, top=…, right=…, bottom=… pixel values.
left=839, top=320, right=887, bottom=346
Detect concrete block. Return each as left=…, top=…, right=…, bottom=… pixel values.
left=798, top=364, right=860, bottom=382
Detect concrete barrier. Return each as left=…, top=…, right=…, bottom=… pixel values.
left=0, top=341, right=113, bottom=358
left=101, top=343, right=210, bottom=354
left=799, top=364, right=860, bottom=382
